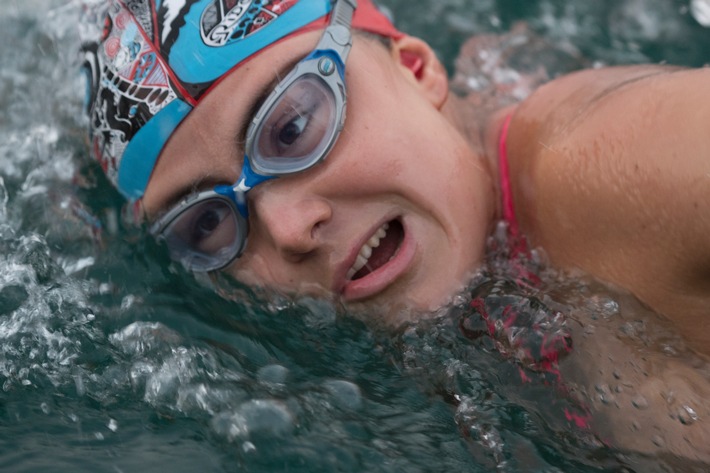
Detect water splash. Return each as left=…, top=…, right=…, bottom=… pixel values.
left=691, top=0, right=710, bottom=26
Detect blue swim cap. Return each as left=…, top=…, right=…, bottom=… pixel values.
left=81, top=0, right=401, bottom=201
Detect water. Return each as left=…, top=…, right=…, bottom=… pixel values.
left=2, top=1, right=710, bottom=472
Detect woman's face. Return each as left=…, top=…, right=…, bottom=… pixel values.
left=142, top=31, right=499, bottom=321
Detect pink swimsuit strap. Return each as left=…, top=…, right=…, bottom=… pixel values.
left=497, top=113, right=534, bottom=263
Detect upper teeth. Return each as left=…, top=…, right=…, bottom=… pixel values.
left=347, top=223, right=389, bottom=280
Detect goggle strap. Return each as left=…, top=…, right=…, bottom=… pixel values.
left=317, top=0, right=356, bottom=63
left=332, top=0, right=357, bottom=29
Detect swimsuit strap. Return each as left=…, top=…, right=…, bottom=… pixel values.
left=497, top=113, right=536, bottom=270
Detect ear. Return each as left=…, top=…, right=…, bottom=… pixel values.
left=390, top=35, right=449, bottom=109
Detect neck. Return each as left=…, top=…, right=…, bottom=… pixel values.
left=442, top=92, right=519, bottom=223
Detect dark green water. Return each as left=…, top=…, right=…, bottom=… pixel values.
left=1, top=1, right=710, bottom=472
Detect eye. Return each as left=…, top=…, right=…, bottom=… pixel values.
left=161, top=199, right=238, bottom=257
left=266, top=100, right=321, bottom=158
left=277, top=113, right=308, bottom=147
left=191, top=206, right=225, bottom=243
left=254, top=75, right=337, bottom=165
left=187, top=202, right=235, bottom=254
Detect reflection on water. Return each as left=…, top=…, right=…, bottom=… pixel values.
left=1, top=1, right=710, bottom=472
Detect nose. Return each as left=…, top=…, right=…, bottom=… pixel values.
left=249, top=183, right=333, bottom=262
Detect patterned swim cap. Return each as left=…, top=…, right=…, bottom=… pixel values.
left=81, top=0, right=401, bottom=200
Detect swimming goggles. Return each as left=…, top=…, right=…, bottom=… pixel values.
left=150, top=0, right=356, bottom=272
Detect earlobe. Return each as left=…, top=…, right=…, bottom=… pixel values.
left=392, top=35, right=449, bottom=109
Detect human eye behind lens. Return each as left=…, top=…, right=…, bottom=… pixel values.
left=268, top=98, right=322, bottom=158
left=257, top=77, right=333, bottom=160
left=173, top=201, right=236, bottom=256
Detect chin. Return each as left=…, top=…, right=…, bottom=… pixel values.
left=342, top=277, right=471, bottom=328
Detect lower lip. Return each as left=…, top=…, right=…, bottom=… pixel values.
left=341, top=222, right=416, bottom=302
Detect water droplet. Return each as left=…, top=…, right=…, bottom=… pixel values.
left=74, top=372, right=85, bottom=396
left=595, top=384, right=615, bottom=404
left=40, top=402, right=50, bottom=414
left=107, top=418, right=118, bottom=432
left=631, top=395, right=649, bottom=409
left=242, top=441, right=256, bottom=453
left=0, top=177, right=8, bottom=222
left=588, top=295, right=620, bottom=319
left=120, top=295, right=137, bottom=310
left=678, top=405, right=699, bottom=425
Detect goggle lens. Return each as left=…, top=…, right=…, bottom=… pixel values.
left=159, top=197, right=245, bottom=271
left=251, top=74, right=339, bottom=174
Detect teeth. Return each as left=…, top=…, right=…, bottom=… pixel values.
left=347, top=223, right=389, bottom=280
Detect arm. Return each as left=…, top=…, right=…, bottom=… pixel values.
left=508, top=65, right=710, bottom=351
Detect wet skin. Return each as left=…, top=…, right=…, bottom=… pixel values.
left=142, top=32, right=503, bottom=321
left=504, top=65, right=710, bottom=354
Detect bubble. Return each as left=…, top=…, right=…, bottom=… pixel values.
left=175, top=383, right=247, bottom=416
left=239, top=400, right=294, bottom=435
left=691, top=0, right=710, bottom=26
left=257, top=364, right=289, bottom=385
left=211, top=400, right=294, bottom=441
left=323, top=380, right=363, bottom=411
left=109, top=322, right=182, bottom=356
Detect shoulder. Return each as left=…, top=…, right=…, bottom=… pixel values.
left=504, top=65, right=710, bottom=345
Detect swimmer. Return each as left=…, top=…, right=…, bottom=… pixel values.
left=80, top=0, right=710, bottom=463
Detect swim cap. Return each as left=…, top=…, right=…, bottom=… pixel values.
left=81, top=0, right=402, bottom=201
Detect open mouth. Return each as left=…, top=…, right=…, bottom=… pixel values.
left=347, top=219, right=404, bottom=281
